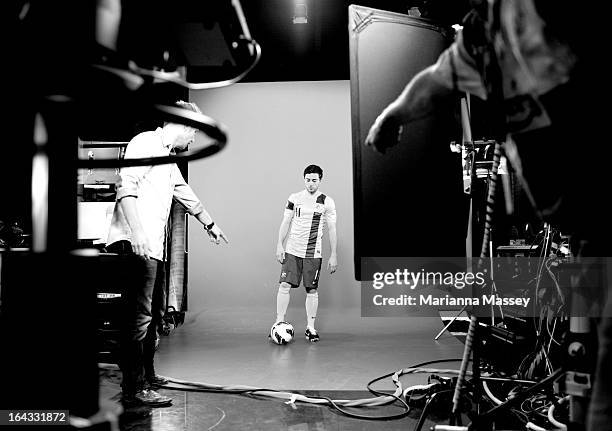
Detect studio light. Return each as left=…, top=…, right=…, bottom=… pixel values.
left=293, top=1, right=307, bottom=24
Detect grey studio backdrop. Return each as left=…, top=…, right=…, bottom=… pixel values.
left=184, top=8, right=466, bottom=320
left=187, top=81, right=359, bottom=315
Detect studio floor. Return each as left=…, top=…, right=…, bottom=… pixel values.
left=99, top=306, right=467, bottom=430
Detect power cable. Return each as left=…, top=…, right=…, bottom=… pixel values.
left=547, top=396, right=568, bottom=430
left=159, top=373, right=411, bottom=420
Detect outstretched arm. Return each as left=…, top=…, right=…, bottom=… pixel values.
left=364, top=64, right=455, bottom=154
left=194, top=210, right=228, bottom=245
left=172, top=165, right=228, bottom=245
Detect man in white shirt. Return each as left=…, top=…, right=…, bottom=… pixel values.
left=274, top=165, right=337, bottom=342
left=106, top=100, right=228, bottom=407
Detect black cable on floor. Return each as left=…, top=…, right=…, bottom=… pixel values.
left=160, top=378, right=412, bottom=420
left=414, top=389, right=453, bottom=431
left=152, top=359, right=469, bottom=421
left=366, top=358, right=464, bottom=397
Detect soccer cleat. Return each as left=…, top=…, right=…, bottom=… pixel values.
left=305, top=328, right=320, bottom=342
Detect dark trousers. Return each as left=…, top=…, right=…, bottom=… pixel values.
left=106, top=241, right=166, bottom=395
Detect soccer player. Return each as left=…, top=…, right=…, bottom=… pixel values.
left=273, top=164, right=337, bottom=342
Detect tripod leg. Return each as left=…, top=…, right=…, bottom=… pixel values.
left=435, top=304, right=469, bottom=340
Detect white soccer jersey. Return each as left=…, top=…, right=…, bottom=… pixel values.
left=284, top=190, right=336, bottom=258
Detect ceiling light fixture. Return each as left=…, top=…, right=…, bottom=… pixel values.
left=293, top=1, right=307, bottom=24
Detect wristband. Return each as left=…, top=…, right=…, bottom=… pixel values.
left=205, top=221, right=215, bottom=231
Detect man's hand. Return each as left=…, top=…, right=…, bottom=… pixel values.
left=131, top=228, right=151, bottom=259
left=276, top=244, right=285, bottom=264
left=207, top=224, right=228, bottom=245
left=328, top=254, right=338, bottom=274
left=364, top=108, right=403, bottom=154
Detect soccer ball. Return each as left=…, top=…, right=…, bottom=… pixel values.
left=270, top=321, right=294, bottom=345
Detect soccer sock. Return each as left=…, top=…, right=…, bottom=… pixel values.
left=305, top=291, right=318, bottom=330
left=276, top=284, right=291, bottom=323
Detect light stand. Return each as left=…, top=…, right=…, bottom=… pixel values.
left=434, top=96, right=475, bottom=342
left=435, top=94, right=508, bottom=429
